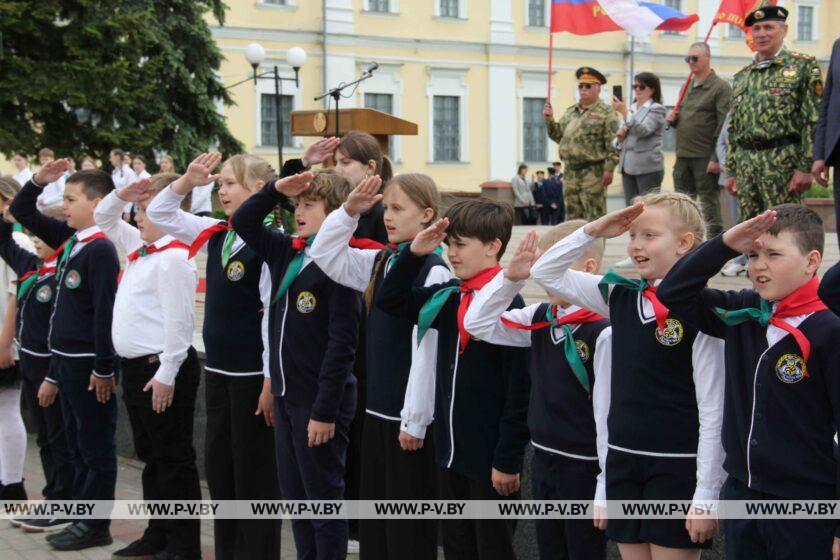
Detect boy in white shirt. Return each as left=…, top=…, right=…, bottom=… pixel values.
left=94, top=173, right=202, bottom=560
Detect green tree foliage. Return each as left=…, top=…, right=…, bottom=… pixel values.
left=0, top=0, right=241, bottom=171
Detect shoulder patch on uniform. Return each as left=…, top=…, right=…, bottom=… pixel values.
left=791, top=51, right=815, bottom=60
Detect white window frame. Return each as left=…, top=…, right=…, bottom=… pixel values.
left=426, top=68, right=469, bottom=164
left=358, top=64, right=404, bottom=161
left=434, top=0, right=467, bottom=20
left=254, top=64, right=303, bottom=152
left=518, top=72, right=551, bottom=163
left=795, top=1, right=818, bottom=43
left=256, top=0, right=296, bottom=9
left=363, top=0, right=398, bottom=14
left=524, top=0, right=550, bottom=29
left=725, top=23, right=745, bottom=40
left=660, top=0, right=685, bottom=37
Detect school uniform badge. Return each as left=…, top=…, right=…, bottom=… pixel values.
left=575, top=340, right=590, bottom=363
left=65, top=270, right=81, bottom=290
left=296, top=291, right=316, bottom=314
left=36, top=285, right=53, bottom=303
left=226, top=260, right=245, bottom=282
left=776, top=354, right=805, bottom=384
left=655, top=318, right=684, bottom=347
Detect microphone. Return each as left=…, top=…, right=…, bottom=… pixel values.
left=365, top=62, right=379, bottom=74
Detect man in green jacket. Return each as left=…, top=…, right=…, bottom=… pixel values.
left=543, top=67, right=620, bottom=221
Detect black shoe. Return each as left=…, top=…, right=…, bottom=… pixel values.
left=0, top=481, right=27, bottom=500
left=48, top=522, right=112, bottom=551
left=112, top=535, right=166, bottom=559
left=153, top=552, right=197, bottom=560
left=20, top=517, right=72, bottom=533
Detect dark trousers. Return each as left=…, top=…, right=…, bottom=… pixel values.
left=205, top=373, right=280, bottom=560
left=19, top=354, right=75, bottom=501
left=358, top=415, right=439, bottom=560
left=121, top=348, right=202, bottom=559
left=439, top=468, right=518, bottom=560
left=52, top=355, right=117, bottom=529
left=515, top=206, right=537, bottom=225
left=346, top=374, right=365, bottom=541
left=532, top=449, right=606, bottom=560
left=673, top=157, right=723, bottom=237
left=723, top=475, right=836, bottom=560
left=273, top=388, right=356, bottom=560
left=550, top=204, right=565, bottom=225
left=537, top=206, right=552, bottom=226
left=622, top=170, right=664, bottom=206
left=833, top=161, right=840, bottom=247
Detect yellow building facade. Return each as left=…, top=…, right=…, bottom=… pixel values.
left=3, top=1, right=838, bottom=193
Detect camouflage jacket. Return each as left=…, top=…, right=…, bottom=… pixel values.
left=546, top=99, right=620, bottom=171
left=727, top=47, right=823, bottom=178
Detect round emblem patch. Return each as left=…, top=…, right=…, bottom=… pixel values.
left=64, top=270, right=81, bottom=290
left=776, top=354, right=806, bottom=384
left=655, top=318, right=684, bottom=347
left=296, top=291, right=317, bottom=314
left=575, top=340, right=590, bottom=363
left=36, top=285, right=53, bottom=303
left=226, top=260, right=245, bottom=282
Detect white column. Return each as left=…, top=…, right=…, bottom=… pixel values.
left=325, top=0, right=354, bottom=34
left=490, top=0, right=514, bottom=44
left=488, top=65, right=517, bottom=180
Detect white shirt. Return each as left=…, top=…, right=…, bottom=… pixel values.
left=95, top=191, right=197, bottom=385
left=310, top=205, right=452, bottom=438
left=191, top=182, right=214, bottom=215
left=37, top=174, right=66, bottom=209
left=463, top=270, right=613, bottom=502
left=13, top=167, right=33, bottom=187
left=530, top=226, right=727, bottom=508
left=146, top=185, right=271, bottom=378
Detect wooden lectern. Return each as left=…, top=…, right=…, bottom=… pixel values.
left=290, top=108, right=418, bottom=156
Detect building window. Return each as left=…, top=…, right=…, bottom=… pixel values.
left=523, top=98, right=547, bottom=162
left=364, top=93, right=395, bottom=154
left=368, top=0, right=389, bottom=12
left=261, top=93, right=294, bottom=147
left=264, top=0, right=286, bottom=4
left=528, top=0, right=546, bottom=27
left=433, top=96, right=461, bottom=161
left=727, top=24, right=745, bottom=39
left=797, top=5, right=814, bottom=41
left=440, top=0, right=460, bottom=18
left=662, top=0, right=682, bottom=35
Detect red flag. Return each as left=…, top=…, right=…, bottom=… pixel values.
left=715, top=0, right=778, bottom=51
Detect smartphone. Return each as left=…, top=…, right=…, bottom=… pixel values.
left=612, top=85, right=623, bottom=102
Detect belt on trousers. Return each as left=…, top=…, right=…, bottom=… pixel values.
left=737, top=134, right=800, bottom=151
left=121, top=354, right=160, bottom=365
left=565, top=160, right=605, bottom=171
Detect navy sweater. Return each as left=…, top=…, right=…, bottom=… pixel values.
left=376, top=247, right=531, bottom=483
left=0, top=220, right=55, bottom=363
left=10, top=180, right=118, bottom=376
left=231, top=182, right=361, bottom=422
left=659, top=236, right=840, bottom=501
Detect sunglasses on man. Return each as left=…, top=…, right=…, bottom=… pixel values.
left=684, top=55, right=700, bottom=63
left=577, top=84, right=594, bottom=90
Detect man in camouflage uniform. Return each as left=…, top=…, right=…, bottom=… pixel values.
left=726, top=6, right=822, bottom=222
left=543, top=67, right=620, bottom=221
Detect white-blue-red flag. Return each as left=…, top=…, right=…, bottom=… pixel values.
left=550, top=0, right=698, bottom=38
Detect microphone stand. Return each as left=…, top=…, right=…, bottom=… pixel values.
left=315, top=69, right=376, bottom=137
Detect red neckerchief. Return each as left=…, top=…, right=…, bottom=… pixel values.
left=643, top=284, right=670, bottom=331
left=502, top=306, right=605, bottom=331
left=769, top=277, right=828, bottom=364
left=188, top=220, right=230, bottom=258
left=457, top=266, right=504, bottom=354
left=127, top=240, right=190, bottom=262
left=349, top=237, right=385, bottom=250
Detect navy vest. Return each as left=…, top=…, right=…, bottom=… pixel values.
left=203, top=231, right=265, bottom=374
left=18, top=272, right=57, bottom=358
left=529, top=304, right=609, bottom=459
left=607, top=286, right=700, bottom=454
left=365, top=251, right=446, bottom=420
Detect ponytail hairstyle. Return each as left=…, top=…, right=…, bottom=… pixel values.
left=363, top=173, right=440, bottom=311
left=634, top=192, right=705, bottom=250
left=338, top=131, right=393, bottom=185
left=222, top=154, right=277, bottom=192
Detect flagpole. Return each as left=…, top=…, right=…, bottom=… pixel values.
left=547, top=31, right=555, bottom=102
left=672, top=0, right=724, bottom=112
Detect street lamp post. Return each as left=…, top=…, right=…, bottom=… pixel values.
left=243, top=43, right=307, bottom=169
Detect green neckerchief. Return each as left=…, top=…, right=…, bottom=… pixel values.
left=220, top=230, right=237, bottom=269
left=271, top=236, right=315, bottom=304
left=712, top=298, right=772, bottom=327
